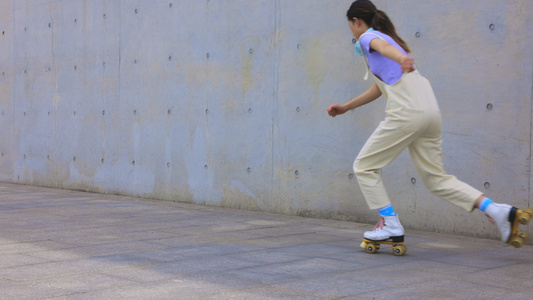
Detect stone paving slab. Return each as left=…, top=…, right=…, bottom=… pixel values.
left=0, top=182, right=532, bottom=299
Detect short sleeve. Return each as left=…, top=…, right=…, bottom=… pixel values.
left=359, top=33, right=383, bottom=54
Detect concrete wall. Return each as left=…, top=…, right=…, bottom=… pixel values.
left=0, top=0, right=531, bottom=240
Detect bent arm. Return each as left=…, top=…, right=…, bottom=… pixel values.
left=344, top=82, right=382, bottom=110
left=369, top=38, right=415, bottom=73
left=327, top=83, right=382, bottom=117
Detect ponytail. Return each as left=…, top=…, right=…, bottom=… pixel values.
left=347, top=0, right=410, bottom=53
left=372, top=10, right=411, bottom=53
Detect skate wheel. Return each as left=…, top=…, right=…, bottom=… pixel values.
left=360, top=241, right=368, bottom=249
left=517, top=231, right=528, bottom=241
left=511, top=236, right=524, bottom=248
left=365, top=243, right=378, bottom=254
left=392, top=245, right=407, bottom=256
left=519, top=209, right=533, bottom=225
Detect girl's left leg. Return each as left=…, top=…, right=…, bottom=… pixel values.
left=476, top=196, right=516, bottom=243
left=408, top=128, right=521, bottom=243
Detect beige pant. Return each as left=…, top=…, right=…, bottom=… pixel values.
left=353, top=70, right=482, bottom=212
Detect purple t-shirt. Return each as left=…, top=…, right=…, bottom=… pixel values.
left=360, top=30, right=409, bottom=85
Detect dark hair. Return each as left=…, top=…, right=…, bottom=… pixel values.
left=346, top=0, right=410, bottom=53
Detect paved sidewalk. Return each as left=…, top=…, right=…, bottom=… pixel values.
left=0, top=183, right=531, bottom=299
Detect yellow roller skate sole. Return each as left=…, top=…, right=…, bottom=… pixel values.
left=361, top=238, right=406, bottom=256
left=508, top=208, right=531, bottom=248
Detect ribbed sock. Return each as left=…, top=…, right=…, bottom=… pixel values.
left=378, top=205, right=396, bottom=217
left=478, top=198, right=493, bottom=212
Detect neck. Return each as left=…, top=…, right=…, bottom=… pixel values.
left=356, top=26, right=372, bottom=39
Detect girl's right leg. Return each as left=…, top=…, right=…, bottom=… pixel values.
left=353, top=116, right=422, bottom=241
left=354, top=117, right=423, bottom=210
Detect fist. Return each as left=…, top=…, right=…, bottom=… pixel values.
left=399, top=55, right=415, bottom=73
left=327, top=104, right=345, bottom=117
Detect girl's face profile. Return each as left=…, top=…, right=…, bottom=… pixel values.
left=348, top=18, right=364, bottom=39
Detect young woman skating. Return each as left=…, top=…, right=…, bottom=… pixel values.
left=327, top=0, right=531, bottom=251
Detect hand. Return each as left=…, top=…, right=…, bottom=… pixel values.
left=327, top=104, right=347, bottom=117
left=399, top=55, right=415, bottom=73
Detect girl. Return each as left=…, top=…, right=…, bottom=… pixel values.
left=327, top=0, right=529, bottom=247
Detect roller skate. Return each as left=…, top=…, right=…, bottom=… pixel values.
left=360, top=215, right=407, bottom=256
left=486, top=203, right=533, bottom=248
left=508, top=207, right=533, bottom=248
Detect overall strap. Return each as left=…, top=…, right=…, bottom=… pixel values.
left=360, top=32, right=385, bottom=81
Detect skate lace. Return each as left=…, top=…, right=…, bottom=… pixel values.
left=372, top=217, right=385, bottom=231
left=485, top=214, right=496, bottom=225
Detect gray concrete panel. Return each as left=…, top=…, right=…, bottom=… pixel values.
left=0, top=0, right=15, bottom=182
left=0, top=0, right=531, bottom=240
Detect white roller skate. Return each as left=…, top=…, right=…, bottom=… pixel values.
left=485, top=203, right=533, bottom=248
left=360, top=215, right=407, bottom=256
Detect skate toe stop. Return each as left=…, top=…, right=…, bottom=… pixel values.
left=360, top=241, right=367, bottom=249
